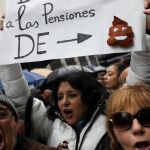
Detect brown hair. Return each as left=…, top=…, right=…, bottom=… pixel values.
left=111, top=63, right=127, bottom=77
left=106, top=84, right=150, bottom=150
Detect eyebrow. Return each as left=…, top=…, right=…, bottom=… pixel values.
left=0, top=106, right=8, bottom=109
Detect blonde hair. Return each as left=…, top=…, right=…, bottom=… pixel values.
left=106, top=84, right=150, bottom=150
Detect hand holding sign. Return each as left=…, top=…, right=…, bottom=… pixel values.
left=0, top=19, right=4, bottom=30
left=144, top=0, right=150, bottom=34
left=144, top=0, right=150, bottom=15
left=0, top=0, right=5, bottom=31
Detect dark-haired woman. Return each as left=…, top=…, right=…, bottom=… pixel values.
left=0, top=64, right=108, bottom=150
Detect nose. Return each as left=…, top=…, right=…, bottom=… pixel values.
left=62, top=95, right=70, bottom=106
left=102, top=74, right=107, bottom=80
left=131, top=119, right=145, bottom=135
left=103, top=74, right=106, bottom=79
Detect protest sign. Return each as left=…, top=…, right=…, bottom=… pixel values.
left=0, top=0, right=146, bottom=64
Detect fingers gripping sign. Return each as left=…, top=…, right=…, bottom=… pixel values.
left=144, top=0, right=150, bottom=15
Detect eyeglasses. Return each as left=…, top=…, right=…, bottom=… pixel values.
left=109, top=107, right=150, bottom=130
left=0, top=107, right=12, bottom=120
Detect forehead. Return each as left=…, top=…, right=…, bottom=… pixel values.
left=58, top=81, right=81, bottom=95
left=122, top=104, right=141, bottom=114
left=107, top=65, right=118, bottom=72
left=0, top=103, right=7, bottom=108
left=58, top=81, right=74, bottom=91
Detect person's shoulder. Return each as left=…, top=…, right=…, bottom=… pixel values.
left=24, top=137, right=59, bottom=150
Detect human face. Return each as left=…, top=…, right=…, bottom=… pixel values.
left=96, top=71, right=106, bottom=83
left=0, top=103, right=17, bottom=150
left=57, top=81, right=88, bottom=126
left=113, top=105, right=150, bottom=150
left=102, top=65, right=121, bottom=90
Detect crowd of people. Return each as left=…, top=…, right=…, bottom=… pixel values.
left=0, top=1, right=150, bottom=150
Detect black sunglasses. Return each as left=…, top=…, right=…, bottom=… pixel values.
left=109, top=107, right=150, bottom=130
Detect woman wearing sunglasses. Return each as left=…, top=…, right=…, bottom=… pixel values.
left=106, top=85, right=150, bottom=150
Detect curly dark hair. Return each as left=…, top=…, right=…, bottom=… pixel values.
left=52, top=71, right=107, bottom=114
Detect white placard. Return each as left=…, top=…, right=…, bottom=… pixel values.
left=0, top=0, right=146, bottom=64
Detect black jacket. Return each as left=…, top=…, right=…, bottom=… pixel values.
left=95, top=132, right=110, bottom=150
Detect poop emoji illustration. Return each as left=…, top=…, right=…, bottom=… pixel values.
left=107, top=16, right=134, bottom=47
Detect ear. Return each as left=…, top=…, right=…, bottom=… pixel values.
left=16, top=121, right=25, bottom=135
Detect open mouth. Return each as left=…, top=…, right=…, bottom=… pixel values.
left=63, top=109, right=73, bottom=119
left=0, top=135, right=4, bottom=150
left=115, top=36, right=127, bottom=40
left=134, top=141, right=150, bottom=150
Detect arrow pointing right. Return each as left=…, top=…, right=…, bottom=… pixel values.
left=77, top=33, right=92, bottom=43
left=57, top=33, right=92, bottom=44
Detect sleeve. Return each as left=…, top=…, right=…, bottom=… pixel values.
left=126, top=50, right=150, bottom=86
left=31, top=98, right=53, bottom=141
left=0, top=63, right=30, bottom=119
